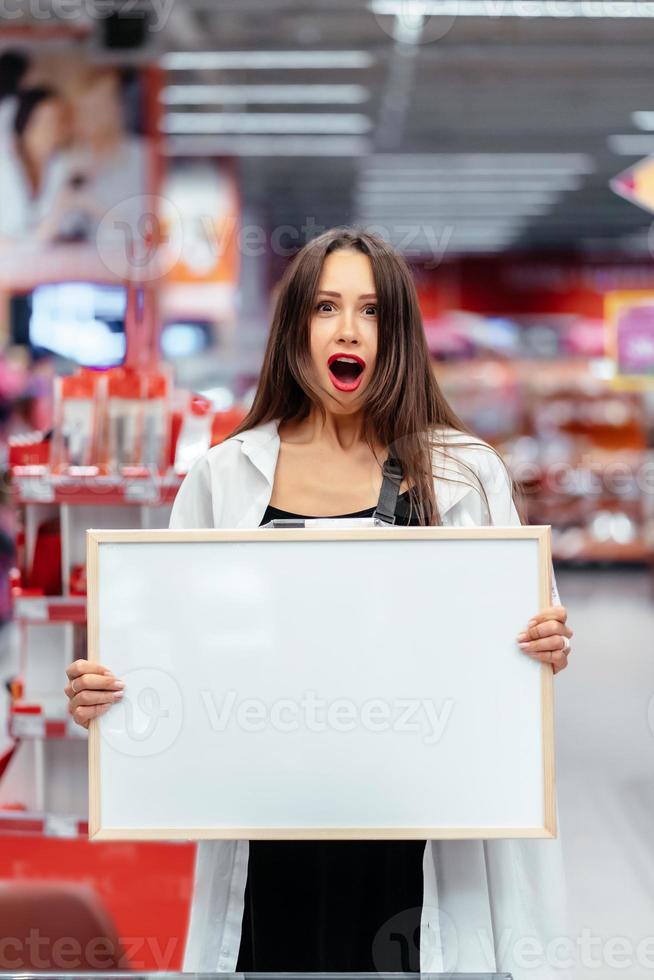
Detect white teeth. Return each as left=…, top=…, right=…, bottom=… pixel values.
left=333, top=356, right=360, bottom=364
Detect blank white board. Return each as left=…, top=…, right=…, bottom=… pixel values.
left=87, top=526, right=555, bottom=841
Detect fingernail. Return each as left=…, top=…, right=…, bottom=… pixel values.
left=517, top=631, right=528, bottom=641
left=112, top=690, right=124, bottom=698
left=113, top=680, right=125, bottom=688
left=528, top=619, right=537, bottom=627
left=519, top=642, right=529, bottom=648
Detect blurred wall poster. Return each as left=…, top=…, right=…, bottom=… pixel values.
left=159, top=159, right=240, bottom=322
left=0, top=40, right=160, bottom=287
left=606, top=291, right=654, bottom=389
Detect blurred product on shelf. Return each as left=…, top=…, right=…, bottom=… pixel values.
left=435, top=342, right=653, bottom=563
left=50, top=365, right=172, bottom=476
left=0, top=514, right=14, bottom=627
left=14, top=365, right=247, bottom=480
left=0, top=355, right=26, bottom=626
left=142, top=372, right=170, bottom=472
left=211, top=405, right=248, bottom=446
left=8, top=431, right=50, bottom=468
left=26, top=516, right=61, bottom=596
left=68, top=563, right=86, bottom=596
left=102, top=367, right=165, bottom=475
left=51, top=370, right=101, bottom=471
left=173, top=394, right=213, bottom=475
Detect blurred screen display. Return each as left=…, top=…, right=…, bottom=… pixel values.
left=161, top=321, right=211, bottom=359
left=28, top=282, right=126, bottom=368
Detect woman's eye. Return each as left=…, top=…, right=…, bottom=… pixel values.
left=315, top=301, right=376, bottom=315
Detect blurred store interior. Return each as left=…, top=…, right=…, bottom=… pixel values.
left=0, top=2, right=653, bottom=978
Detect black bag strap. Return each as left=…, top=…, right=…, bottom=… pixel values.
left=373, top=446, right=403, bottom=525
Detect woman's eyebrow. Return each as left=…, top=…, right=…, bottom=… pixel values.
left=317, top=290, right=378, bottom=299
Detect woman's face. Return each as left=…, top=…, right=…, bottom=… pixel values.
left=74, top=74, right=123, bottom=144
left=23, top=98, right=68, bottom=158
left=308, top=249, right=378, bottom=414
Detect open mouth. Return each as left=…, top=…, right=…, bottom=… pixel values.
left=327, top=354, right=366, bottom=391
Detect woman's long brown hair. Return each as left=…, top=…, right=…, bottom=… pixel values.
left=229, top=227, right=518, bottom=526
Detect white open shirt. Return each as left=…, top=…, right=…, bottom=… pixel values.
left=169, top=419, right=568, bottom=980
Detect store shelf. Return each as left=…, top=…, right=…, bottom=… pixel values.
left=4, top=454, right=178, bottom=843
left=13, top=595, right=86, bottom=624
left=9, top=706, right=87, bottom=740
left=0, top=809, right=87, bottom=837
left=553, top=540, right=654, bottom=564
left=12, top=468, right=182, bottom=507
left=530, top=453, right=649, bottom=481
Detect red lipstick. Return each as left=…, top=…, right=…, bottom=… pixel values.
left=327, top=353, right=366, bottom=392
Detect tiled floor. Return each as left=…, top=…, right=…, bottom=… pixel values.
left=555, top=568, right=654, bottom=980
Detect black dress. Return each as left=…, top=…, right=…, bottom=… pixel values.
left=235, top=490, right=425, bottom=973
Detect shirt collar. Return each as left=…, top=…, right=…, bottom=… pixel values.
left=233, top=418, right=473, bottom=516
left=231, top=419, right=281, bottom=487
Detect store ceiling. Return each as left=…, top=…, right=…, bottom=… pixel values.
left=160, top=0, right=654, bottom=256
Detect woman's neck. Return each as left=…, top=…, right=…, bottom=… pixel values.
left=83, top=130, right=124, bottom=164
left=281, top=409, right=369, bottom=453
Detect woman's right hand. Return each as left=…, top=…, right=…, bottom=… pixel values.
left=64, top=660, right=125, bottom=729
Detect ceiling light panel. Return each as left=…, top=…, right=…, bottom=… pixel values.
left=371, top=0, right=654, bottom=18
left=164, top=135, right=371, bottom=156
left=163, top=113, right=373, bottom=135
left=162, top=85, right=370, bottom=105
left=162, top=51, right=374, bottom=70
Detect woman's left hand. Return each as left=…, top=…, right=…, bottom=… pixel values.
left=517, top=605, right=572, bottom=674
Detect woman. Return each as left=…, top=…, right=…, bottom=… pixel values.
left=0, top=86, right=71, bottom=242
left=65, top=229, right=572, bottom=979
left=51, top=67, right=147, bottom=244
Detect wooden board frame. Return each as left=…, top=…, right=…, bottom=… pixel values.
left=87, top=525, right=555, bottom=841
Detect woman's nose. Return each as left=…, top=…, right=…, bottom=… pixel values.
left=335, top=313, right=359, bottom=342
